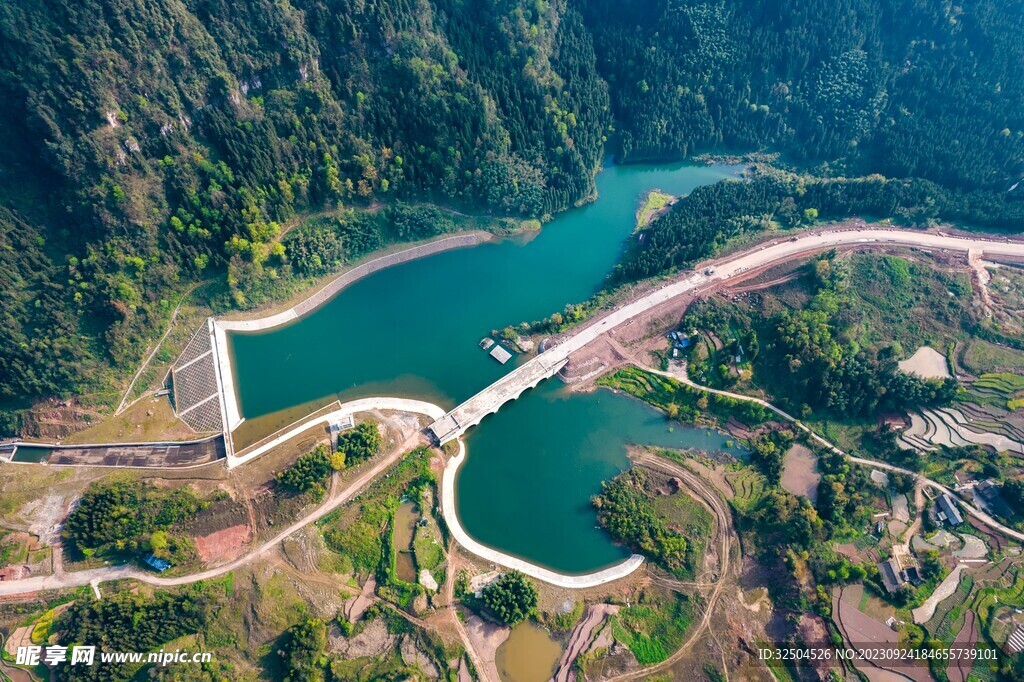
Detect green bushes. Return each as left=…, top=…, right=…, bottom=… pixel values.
left=597, top=366, right=769, bottom=427
left=277, top=444, right=334, bottom=497
left=277, top=422, right=380, bottom=499
left=611, top=592, right=693, bottom=665
left=55, top=585, right=220, bottom=681
left=749, top=431, right=794, bottom=485
left=62, top=480, right=205, bottom=564
left=321, top=446, right=435, bottom=578
left=337, top=421, right=382, bottom=465
left=480, top=571, right=538, bottom=625
left=593, top=469, right=694, bottom=577
left=686, top=252, right=961, bottom=421
left=277, top=617, right=328, bottom=682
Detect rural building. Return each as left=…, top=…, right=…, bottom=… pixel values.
left=667, top=331, right=691, bottom=349
left=878, top=558, right=906, bottom=593
left=489, top=345, right=512, bottom=364
left=974, top=479, right=1016, bottom=519
left=903, top=565, right=922, bottom=585
left=328, top=415, right=355, bottom=450
left=144, top=555, right=171, bottom=572
left=937, top=494, right=964, bottom=526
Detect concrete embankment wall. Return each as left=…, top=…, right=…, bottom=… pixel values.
left=218, top=233, right=490, bottom=333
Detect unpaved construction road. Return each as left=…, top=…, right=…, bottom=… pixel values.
left=430, top=226, right=1024, bottom=443
left=4, top=226, right=1024, bottom=600
left=0, top=429, right=430, bottom=597
left=605, top=451, right=737, bottom=681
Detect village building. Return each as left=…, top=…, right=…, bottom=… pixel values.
left=878, top=558, right=906, bottom=594
left=937, top=493, right=964, bottom=526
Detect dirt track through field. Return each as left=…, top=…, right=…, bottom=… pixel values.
left=605, top=452, right=736, bottom=680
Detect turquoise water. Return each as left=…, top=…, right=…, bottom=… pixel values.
left=458, top=381, right=739, bottom=573
left=228, top=161, right=744, bottom=572
left=12, top=445, right=51, bottom=463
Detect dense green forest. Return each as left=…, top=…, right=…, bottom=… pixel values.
left=62, top=479, right=207, bottom=565
left=682, top=252, right=960, bottom=419
left=1, top=0, right=1022, bottom=430
left=55, top=585, right=222, bottom=681
left=0, top=0, right=610, bottom=429
left=615, top=170, right=1024, bottom=282
left=581, top=0, right=1024, bottom=190
left=592, top=467, right=711, bottom=578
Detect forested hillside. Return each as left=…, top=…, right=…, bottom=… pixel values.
left=1, top=0, right=1022, bottom=430
left=0, top=0, right=609, bottom=427
left=580, top=0, right=1024, bottom=190
left=615, top=170, right=1024, bottom=282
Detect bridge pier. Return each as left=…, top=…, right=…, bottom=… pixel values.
left=429, top=357, right=567, bottom=443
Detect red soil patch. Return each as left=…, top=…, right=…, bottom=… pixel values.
left=0, top=565, right=27, bottom=581
left=194, top=524, right=252, bottom=564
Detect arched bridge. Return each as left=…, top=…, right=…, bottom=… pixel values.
left=428, top=226, right=1024, bottom=444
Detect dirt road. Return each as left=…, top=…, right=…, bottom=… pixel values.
left=650, top=362, right=1024, bottom=543
left=605, top=451, right=737, bottom=681
left=0, top=431, right=429, bottom=597
left=6, top=227, right=1024, bottom=598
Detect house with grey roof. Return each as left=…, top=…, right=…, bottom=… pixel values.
left=937, top=493, right=964, bottom=526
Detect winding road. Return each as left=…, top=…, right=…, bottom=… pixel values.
left=3, top=226, right=1024, bottom=600
left=0, top=401, right=441, bottom=597
left=429, top=226, right=1024, bottom=443
left=605, top=450, right=738, bottom=681
left=649, top=362, right=1024, bottom=544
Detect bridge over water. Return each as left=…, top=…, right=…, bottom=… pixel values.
left=428, top=227, right=1024, bottom=444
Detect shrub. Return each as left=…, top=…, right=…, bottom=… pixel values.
left=481, top=571, right=538, bottom=625
left=337, top=421, right=382, bottom=464
left=277, top=444, right=332, bottom=496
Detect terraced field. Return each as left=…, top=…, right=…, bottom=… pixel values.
left=973, top=373, right=1024, bottom=394
left=898, top=386, right=1024, bottom=455
left=926, top=574, right=975, bottom=641
left=724, top=468, right=767, bottom=512
left=969, top=373, right=1024, bottom=408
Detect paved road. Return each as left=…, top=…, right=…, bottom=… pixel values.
left=6, top=227, right=1024, bottom=597
left=440, top=439, right=646, bottom=588
left=430, top=227, right=1024, bottom=442
left=229, top=397, right=445, bottom=468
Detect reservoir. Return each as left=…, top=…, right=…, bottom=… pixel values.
left=229, top=162, right=743, bottom=573
left=458, top=380, right=738, bottom=573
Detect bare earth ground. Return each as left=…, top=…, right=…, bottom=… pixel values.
left=463, top=614, right=509, bottom=682
left=63, top=394, right=210, bottom=445
left=835, top=585, right=932, bottom=682
left=553, top=603, right=619, bottom=682
left=6, top=224, right=1024, bottom=679
left=194, top=523, right=252, bottom=564
left=898, top=346, right=951, bottom=379
left=780, top=443, right=821, bottom=503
